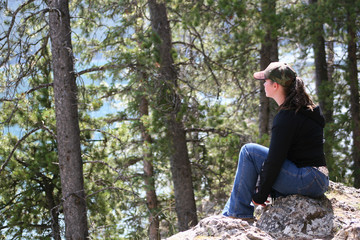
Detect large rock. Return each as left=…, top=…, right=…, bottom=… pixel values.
left=166, top=215, right=273, bottom=240
left=256, top=195, right=333, bottom=239
left=165, top=181, right=360, bottom=240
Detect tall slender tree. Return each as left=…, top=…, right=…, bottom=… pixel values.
left=148, top=0, right=198, bottom=231
left=134, top=17, right=161, bottom=240
left=345, top=0, right=360, bottom=188
left=309, top=0, right=335, bottom=176
left=0, top=1, right=62, bottom=238
left=48, top=0, right=89, bottom=238
left=135, top=72, right=160, bottom=239
left=258, top=0, right=279, bottom=141
left=139, top=93, right=160, bottom=239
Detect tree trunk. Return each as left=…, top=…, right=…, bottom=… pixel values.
left=48, top=0, right=89, bottom=238
left=346, top=6, right=360, bottom=188
left=309, top=0, right=335, bottom=176
left=139, top=95, right=160, bottom=240
left=43, top=180, right=61, bottom=240
left=148, top=0, right=198, bottom=231
left=325, top=29, right=336, bottom=178
left=259, top=0, right=279, bottom=140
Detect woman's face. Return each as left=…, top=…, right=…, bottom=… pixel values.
left=264, top=79, right=275, bottom=98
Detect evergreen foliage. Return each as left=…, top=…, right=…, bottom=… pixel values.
left=0, top=0, right=359, bottom=238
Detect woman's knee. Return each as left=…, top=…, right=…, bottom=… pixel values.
left=239, top=143, right=268, bottom=170
left=241, top=143, right=259, bottom=153
left=241, top=143, right=267, bottom=156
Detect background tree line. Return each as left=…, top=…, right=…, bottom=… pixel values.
left=0, top=0, right=359, bottom=239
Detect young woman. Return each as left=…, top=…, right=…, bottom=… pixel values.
left=222, top=62, right=329, bottom=220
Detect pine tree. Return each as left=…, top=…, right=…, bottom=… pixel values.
left=48, top=0, right=89, bottom=237
left=148, top=0, right=198, bottom=231
left=345, top=0, right=360, bottom=188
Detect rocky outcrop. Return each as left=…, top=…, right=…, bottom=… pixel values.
left=166, top=181, right=360, bottom=240
left=166, top=215, right=272, bottom=240
left=256, top=194, right=333, bottom=239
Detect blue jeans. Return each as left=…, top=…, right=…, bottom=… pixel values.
left=222, top=143, right=329, bottom=218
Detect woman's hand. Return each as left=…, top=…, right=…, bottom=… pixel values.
left=252, top=196, right=271, bottom=207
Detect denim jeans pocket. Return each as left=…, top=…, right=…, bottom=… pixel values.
left=298, top=168, right=329, bottom=197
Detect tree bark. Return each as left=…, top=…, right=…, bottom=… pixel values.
left=48, top=0, right=89, bottom=238
left=309, top=0, right=335, bottom=176
left=139, top=95, right=160, bottom=240
left=43, top=179, right=61, bottom=240
left=259, top=0, right=279, bottom=140
left=346, top=6, right=360, bottom=188
left=148, top=0, right=198, bottom=231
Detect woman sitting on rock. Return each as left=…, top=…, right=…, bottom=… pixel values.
left=222, top=62, right=329, bottom=220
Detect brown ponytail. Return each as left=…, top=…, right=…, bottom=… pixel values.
left=279, top=77, right=316, bottom=112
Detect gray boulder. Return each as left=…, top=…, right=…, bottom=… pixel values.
left=256, top=194, right=333, bottom=239
left=166, top=215, right=273, bottom=240
left=165, top=181, right=360, bottom=240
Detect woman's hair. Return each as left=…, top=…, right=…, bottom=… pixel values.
left=278, top=77, right=316, bottom=112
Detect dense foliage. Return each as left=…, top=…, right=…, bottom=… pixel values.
left=0, top=0, right=359, bottom=239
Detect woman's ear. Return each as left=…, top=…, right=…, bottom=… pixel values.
left=274, top=82, right=285, bottom=94
left=273, top=82, right=279, bottom=89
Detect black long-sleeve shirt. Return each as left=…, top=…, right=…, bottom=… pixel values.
left=252, top=106, right=326, bottom=204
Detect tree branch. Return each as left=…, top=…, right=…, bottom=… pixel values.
left=186, top=127, right=226, bottom=135
left=0, top=125, right=52, bottom=174
left=86, top=186, right=139, bottom=199
left=81, top=128, right=124, bottom=143
left=0, top=223, right=50, bottom=230
left=0, top=0, right=36, bottom=68
left=25, top=83, right=54, bottom=95
left=104, top=116, right=139, bottom=124
left=75, top=64, right=133, bottom=77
